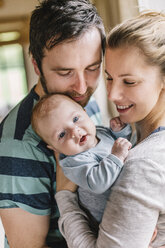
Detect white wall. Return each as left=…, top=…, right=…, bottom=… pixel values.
left=23, top=44, right=38, bottom=92
left=138, top=0, right=165, bottom=12
left=0, top=218, right=4, bottom=247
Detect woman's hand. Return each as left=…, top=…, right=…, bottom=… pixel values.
left=55, top=152, right=77, bottom=193
left=149, top=246, right=165, bottom=248
left=148, top=228, right=165, bottom=248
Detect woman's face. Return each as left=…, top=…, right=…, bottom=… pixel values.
left=105, top=46, right=164, bottom=124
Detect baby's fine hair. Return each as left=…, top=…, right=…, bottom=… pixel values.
left=31, top=93, right=82, bottom=138
left=32, top=94, right=66, bottom=136
left=107, top=11, right=165, bottom=76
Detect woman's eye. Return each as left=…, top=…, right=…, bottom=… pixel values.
left=73, top=116, right=79, bottom=123
left=124, top=80, right=135, bottom=85
left=59, top=131, right=66, bottom=139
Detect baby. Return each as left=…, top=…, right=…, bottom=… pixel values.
left=31, top=93, right=132, bottom=223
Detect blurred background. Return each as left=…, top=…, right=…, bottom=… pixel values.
left=0, top=0, right=165, bottom=246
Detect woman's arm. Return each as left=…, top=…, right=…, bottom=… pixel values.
left=56, top=191, right=97, bottom=247
left=56, top=156, right=163, bottom=248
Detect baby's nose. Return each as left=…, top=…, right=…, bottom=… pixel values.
left=71, top=126, right=81, bottom=139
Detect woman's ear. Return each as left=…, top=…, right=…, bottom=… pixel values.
left=32, top=57, right=41, bottom=76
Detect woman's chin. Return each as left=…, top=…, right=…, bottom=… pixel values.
left=119, top=115, right=134, bottom=124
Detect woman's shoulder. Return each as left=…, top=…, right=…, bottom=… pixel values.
left=126, top=130, right=165, bottom=168
left=131, top=129, right=165, bottom=149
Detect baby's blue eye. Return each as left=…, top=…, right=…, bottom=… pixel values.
left=73, top=116, right=79, bottom=123
left=59, top=131, right=66, bottom=139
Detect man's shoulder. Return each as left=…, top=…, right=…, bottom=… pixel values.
left=85, top=96, right=102, bottom=125
left=0, top=125, right=54, bottom=163
left=0, top=85, right=39, bottom=141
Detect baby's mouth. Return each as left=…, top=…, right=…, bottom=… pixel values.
left=80, top=135, right=87, bottom=144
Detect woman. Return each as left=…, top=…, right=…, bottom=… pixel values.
left=55, top=12, right=165, bottom=248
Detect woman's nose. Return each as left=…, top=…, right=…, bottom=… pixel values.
left=107, top=81, right=123, bottom=102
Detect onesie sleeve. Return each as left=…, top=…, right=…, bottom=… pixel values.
left=60, top=152, right=123, bottom=194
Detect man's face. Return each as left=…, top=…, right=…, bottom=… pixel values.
left=34, top=28, right=102, bottom=107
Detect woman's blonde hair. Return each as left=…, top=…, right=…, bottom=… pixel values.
left=107, top=11, right=165, bottom=75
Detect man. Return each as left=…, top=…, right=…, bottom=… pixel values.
left=0, top=0, right=105, bottom=247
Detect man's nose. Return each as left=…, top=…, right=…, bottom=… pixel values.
left=72, top=73, right=87, bottom=95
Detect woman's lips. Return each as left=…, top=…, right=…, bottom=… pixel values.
left=116, top=104, right=133, bottom=113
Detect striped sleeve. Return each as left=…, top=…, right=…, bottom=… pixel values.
left=85, top=96, right=102, bottom=125
left=0, top=139, right=56, bottom=215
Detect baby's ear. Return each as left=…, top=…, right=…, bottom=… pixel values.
left=47, top=145, right=56, bottom=152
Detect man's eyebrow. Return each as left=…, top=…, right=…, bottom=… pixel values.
left=53, top=67, right=73, bottom=71
left=87, top=60, right=102, bottom=67
left=52, top=60, right=102, bottom=71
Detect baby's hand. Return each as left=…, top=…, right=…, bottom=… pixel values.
left=110, top=116, right=126, bottom=132
left=111, top=137, right=132, bottom=162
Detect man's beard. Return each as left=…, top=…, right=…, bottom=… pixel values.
left=40, top=73, right=49, bottom=95
left=40, top=74, right=95, bottom=107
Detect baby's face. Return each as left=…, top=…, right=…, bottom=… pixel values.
left=42, top=98, right=97, bottom=155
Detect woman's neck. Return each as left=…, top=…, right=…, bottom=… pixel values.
left=135, top=90, right=165, bottom=143
left=135, top=120, right=157, bottom=143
